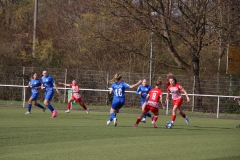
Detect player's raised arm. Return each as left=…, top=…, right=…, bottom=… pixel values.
left=58, top=82, right=71, bottom=87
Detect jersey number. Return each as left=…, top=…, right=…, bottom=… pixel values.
left=115, top=88, right=122, bottom=96
left=152, top=93, right=157, bottom=100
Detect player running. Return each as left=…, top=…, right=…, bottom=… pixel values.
left=136, top=79, right=153, bottom=123
left=58, top=80, right=89, bottom=114
left=41, top=70, right=59, bottom=118
left=165, top=76, right=190, bottom=126
left=25, top=73, right=45, bottom=114
left=107, top=73, right=142, bottom=127
left=134, top=77, right=165, bottom=128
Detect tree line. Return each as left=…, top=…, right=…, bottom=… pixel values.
left=0, top=0, right=239, bottom=78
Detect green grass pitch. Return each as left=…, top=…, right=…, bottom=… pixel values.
left=0, top=107, right=239, bottom=160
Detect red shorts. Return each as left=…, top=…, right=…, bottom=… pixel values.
left=71, top=96, right=82, bottom=103
left=144, top=105, right=159, bottom=114
left=172, top=97, right=183, bottom=107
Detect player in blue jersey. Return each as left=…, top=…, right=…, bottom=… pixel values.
left=41, top=70, right=59, bottom=118
left=107, top=73, right=142, bottom=126
left=25, top=73, right=45, bottom=114
left=136, top=79, right=153, bottom=123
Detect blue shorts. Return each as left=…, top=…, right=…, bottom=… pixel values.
left=111, top=98, right=125, bottom=110
left=45, top=91, right=54, bottom=101
left=30, top=93, right=39, bottom=101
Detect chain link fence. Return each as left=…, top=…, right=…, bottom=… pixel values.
left=0, top=65, right=240, bottom=114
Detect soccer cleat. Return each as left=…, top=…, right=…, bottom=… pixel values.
left=25, top=111, right=31, bottom=114
left=113, top=118, right=117, bottom=127
left=141, top=118, right=146, bottom=123
left=151, top=120, right=157, bottom=128
left=185, top=117, right=190, bottom=125
left=86, top=108, right=89, bottom=114
left=51, top=110, right=58, bottom=118
left=107, top=120, right=111, bottom=126
left=65, top=110, right=70, bottom=113
left=134, top=123, right=138, bottom=127
left=43, top=107, right=46, bottom=113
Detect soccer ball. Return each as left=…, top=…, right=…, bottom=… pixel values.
left=166, top=122, right=173, bottom=129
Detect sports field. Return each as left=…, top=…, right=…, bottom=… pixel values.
left=0, top=106, right=239, bottom=160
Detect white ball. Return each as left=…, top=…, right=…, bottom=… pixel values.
left=166, top=122, right=173, bottom=129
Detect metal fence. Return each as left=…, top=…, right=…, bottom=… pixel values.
left=0, top=65, right=240, bottom=114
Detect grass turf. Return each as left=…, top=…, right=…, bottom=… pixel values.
left=0, top=107, right=239, bottom=160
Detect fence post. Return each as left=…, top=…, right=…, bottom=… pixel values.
left=22, top=67, right=25, bottom=108
left=106, top=71, right=109, bottom=105
left=63, top=69, right=67, bottom=103
left=217, top=96, right=220, bottom=118
left=166, top=98, right=169, bottom=115
left=192, top=76, right=195, bottom=112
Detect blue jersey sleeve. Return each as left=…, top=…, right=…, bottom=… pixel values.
left=123, top=82, right=130, bottom=89
left=136, top=85, right=142, bottom=95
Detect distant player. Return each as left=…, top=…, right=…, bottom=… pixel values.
left=107, top=73, right=142, bottom=127
left=25, top=73, right=45, bottom=114
left=41, top=70, right=59, bottom=118
left=165, top=77, right=190, bottom=126
left=58, top=80, right=89, bottom=114
left=136, top=79, right=153, bottom=123
left=134, top=77, right=165, bottom=128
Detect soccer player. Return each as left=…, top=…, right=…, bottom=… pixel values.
left=165, top=76, right=190, bottom=126
left=136, top=79, right=153, bottom=123
left=107, top=73, right=142, bottom=127
left=25, top=73, right=45, bottom=114
left=41, top=70, right=59, bottom=118
left=58, top=80, right=89, bottom=114
left=134, top=77, right=165, bottom=128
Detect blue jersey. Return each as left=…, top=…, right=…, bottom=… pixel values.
left=41, top=75, right=55, bottom=92
left=29, top=79, right=41, bottom=94
left=111, top=82, right=130, bottom=99
left=136, top=84, right=152, bottom=101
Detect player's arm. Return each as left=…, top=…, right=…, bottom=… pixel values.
left=165, top=90, right=170, bottom=104
left=136, top=86, right=141, bottom=95
left=53, top=83, right=59, bottom=94
left=109, top=88, right=113, bottom=94
left=181, top=88, right=190, bottom=102
left=130, top=80, right=142, bottom=89
left=58, top=82, right=71, bottom=86
left=160, top=95, right=166, bottom=110
left=234, top=97, right=240, bottom=100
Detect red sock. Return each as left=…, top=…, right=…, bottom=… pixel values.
left=81, top=103, right=87, bottom=110
left=67, top=103, right=71, bottom=110
left=136, top=117, right=141, bottom=124
left=181, top=113, right=186, bottom=118
left=153, top=116, right=158, bottom=122
left=172, top=115, right=176, bottom=121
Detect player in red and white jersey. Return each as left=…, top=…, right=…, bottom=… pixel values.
left=59, top=80, right=89, bottom=114
left=165, top=77, right=190, bottom=126
left=134, top=77, right=165, bottom=128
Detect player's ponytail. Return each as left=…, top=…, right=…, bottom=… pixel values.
left=110, top=73, right=122, bottom=83
left=156, top=77, right=162, bottom=86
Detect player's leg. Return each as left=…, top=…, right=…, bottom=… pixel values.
left=151, top=107, right=159, bottom=128
left=171, top=104, right=178, bottom=125
left=66, top=97, right=74, bottom=113
left=141, top=102, right=148, bottom=123
left=44, top=92, right=57, bottom=118
left=32, top=94, right=45, bottom=112
left=25, top=97, right=33, bottom=114
left=78, top=98, right=89, bottom=114
left=135, top=110, right=148, bottom=127
left=178, top=107, right=190, bottom=125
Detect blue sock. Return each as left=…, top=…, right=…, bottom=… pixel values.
left=28, top=104, right=32, bottom=112
left=146, top=112, right=152, bottom=117
left=36, top=103, right=44, bottom=109
left=109, top=113, right=116, bottom=121
left=47, top=104, right=54, bottom=112
left=143, top=115, right=147, bottom=119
